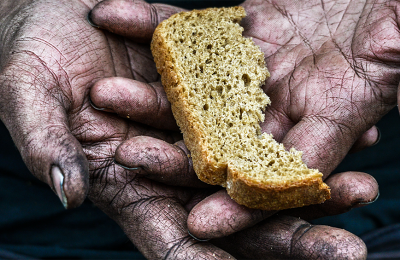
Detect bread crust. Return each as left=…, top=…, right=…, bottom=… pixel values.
left=227, top=164, right=330, bottom=210
left=151, top=7, right=330, bottom=210
left=151, top=9, right=232, bottom=185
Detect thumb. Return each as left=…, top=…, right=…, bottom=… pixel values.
left=89, top=0, right=186, bottom=42
left=0, top=57, right=89, bottom=209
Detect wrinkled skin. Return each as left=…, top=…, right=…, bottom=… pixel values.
left=0, top=0, right=232, bottom=259
left=0, top=0, right=392, bottom=259
left=92, top=0, right=400, bottom=257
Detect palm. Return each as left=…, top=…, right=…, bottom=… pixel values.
left=84, top=0, right=390, bottom=258
left=0, top=1, right=231, bottom=258
left=242, top=0, right=399, bottom=175
left=1, top=0, right=392, bottom=259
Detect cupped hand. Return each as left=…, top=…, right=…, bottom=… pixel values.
left=94, top=76, right=376, bottom=259
left=189, top=0, right=395, bottom=240
left=191, top=0, right=397, bottom=240
left=0, top=0, right=239, bottom=259
left=88, top=0, right=394, bottom=258
left=242, top=0, right=398, bottom=173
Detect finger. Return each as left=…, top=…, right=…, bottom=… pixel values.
left=0, top=61, right=89, bottom=209
left=281, top=117, right=362, bottom=177
left=262, top=52, right=390, bottom=177
left=114, top=136, right=207, bottom=187
left=187, top=172, right=377, bottom=241
left=262, top=101, right=359, bottom=176
left=90, top=0, right=186, bottom=42
left=188, top=190, right=276, bottom=240
left=213, top=215, right=367, bottom=260
left=89, top=176, right=234, bottom=259
left=124, top=197, right=235, bottom=259
left=90, top=78, right=178, bottom=130
left=349, top=126, right=380, bottom=153
left=282, top=171, right=379, bottom=220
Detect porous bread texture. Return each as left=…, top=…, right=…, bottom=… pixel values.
left=151, top=6, right=331, bottom=210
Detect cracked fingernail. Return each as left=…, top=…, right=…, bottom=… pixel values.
left=188, top=230, right=210, bottom=242
left=114, top=159, right=142, bottom=171
left=51, top=166, right=68, bottom=209
left=87, top=10, right=101, bottom=28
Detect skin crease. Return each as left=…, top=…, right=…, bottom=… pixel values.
left=89, top=0, right=397, bottom=259
left=0, top=0, right=234, bottom=259
left=0, top=0, right=390, bottom=259
left=211, top=214, right=368, bottom=260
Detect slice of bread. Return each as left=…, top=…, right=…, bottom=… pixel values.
left=151, top=6, right=330, bottom=210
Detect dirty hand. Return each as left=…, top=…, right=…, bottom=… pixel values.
left=88, top=0, right=395, bottom=258
left=0, top=0, right=236, bottom=259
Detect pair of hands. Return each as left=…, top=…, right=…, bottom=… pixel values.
left=0, top=0, right=397, bottom=258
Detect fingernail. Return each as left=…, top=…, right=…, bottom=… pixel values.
left=88, top=97, right=105, bottom=111
left=51, top=166, right=68, bottom=209
left=87, top=10, right=101, bottom=28
left=355, top=191, right=380, bottom=207
left=114, top=159, right=142, bottom=171
left=89, top=98, right=115, bottom=113
left=187, top=230, right=210, bottom=242
left=372, top=127, right=381, bottom=146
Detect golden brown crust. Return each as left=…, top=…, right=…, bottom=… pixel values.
left=226, top=165, right=330, bottom=210
left=151, top=7, right=330, bottom=210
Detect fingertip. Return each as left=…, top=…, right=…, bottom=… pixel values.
left=349, top=125, right=380, bottom=153
left=115, top=137, right=205, bottom=187
left=114, top=136, right=139, bottom=167
left=58, top=148, right=89, bottom=209
left=51, top=166, right=68, bottom=208
left=291, top=224, right=367, bottom=260
left=286, top=171, right=379, bottom=220
left=187, top=230, right=210, bottom=242
left=215, top=215, right=367, bottom=260
left=24, top=129, right=89, bottom=209
left=114, top=158, right=142, bottom=171
left=91, top=0, right=147, bottom=39
left=187, top=190, right=229, bottom=240
left=89, top=78, right=115, bottom=113
left=374, top=126, right=382, bottom=146
left=327, top=171, right=379, bottom=209
left=90, top=78, right=178, bottom=130
left=188, top=190, right=275, bottom=240
left=87, top=10, right=101, bottom=29
left=51, top=164, right=89, bottom=210
left=354, top=190, right=380, bottom=208
left=281, top=118, right=356, bottom=175
left=90, top=0, right=185, bottom=42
